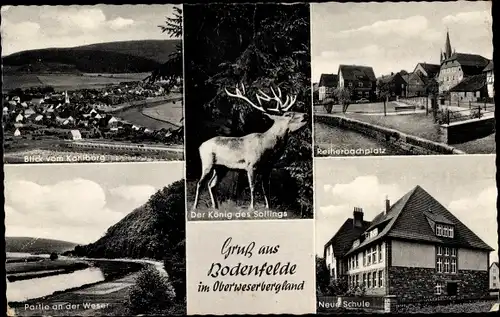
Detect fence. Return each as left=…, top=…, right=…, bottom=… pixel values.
left=441, top=104, right=495, bottom=125
left=398, top=96, right=432, bottom=109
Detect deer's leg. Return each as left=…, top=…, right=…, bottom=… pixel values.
left=207, top=169, right=219, bottom=209
left=261, top=170, right=271, bottom=210
left=246, top=168, right=255, bottom=210
left=193, top=166, right=213, bottom=210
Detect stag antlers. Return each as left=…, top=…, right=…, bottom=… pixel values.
left=224, top=83, right=297, bottom=114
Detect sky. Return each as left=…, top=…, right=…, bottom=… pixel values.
left=4, top=162, right=183, bottom=245
left=311, top=1, right=493, bottom=82
left=1, top=4, right=180, bottom=56
left=315, top=155, right=498, bottom=263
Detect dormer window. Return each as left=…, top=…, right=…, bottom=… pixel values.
left=436, top=223, right=454, bottom=238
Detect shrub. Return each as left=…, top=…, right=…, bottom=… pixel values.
left=49, top=252, right=58, bottom=261
left=126, top=266, right=175, bottom=315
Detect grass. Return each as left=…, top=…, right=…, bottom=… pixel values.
left=6, top=259, right=89, bottom=274
left=186, top=179, right=304, bottom=220
left=314, top=121, right=408, bottom=156
left=396, top=300, right=497, bottom=314
left=453, top=133, right=496, bottom=154
left=346, top=112, right=442, bottom=142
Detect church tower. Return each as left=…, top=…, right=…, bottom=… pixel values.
left=441, top=30, right=453, bottom=63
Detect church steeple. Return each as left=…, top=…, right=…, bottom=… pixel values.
left=444, top=29, right=452, bottom=60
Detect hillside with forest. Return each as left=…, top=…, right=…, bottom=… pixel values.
left=70, top=179, right=186, bottom=303
left=6, top=237, right=78, bottom=254
left=2, top=39, right=180, bottom=74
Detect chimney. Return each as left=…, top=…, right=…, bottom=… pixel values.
left=353, top=207, right=364, bottom=228
left=385, top=195, right=390, bottom=214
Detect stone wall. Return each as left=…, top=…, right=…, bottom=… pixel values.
left=440, top=117, right=495, bottom=144
left=315, top=114, right=465, bottom=155
left=388, top=266, right=489, bottom=302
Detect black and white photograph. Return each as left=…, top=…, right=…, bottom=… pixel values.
left=1, top=5, right=184, bottom=164
left=5, top=162, right=186, bottom=316
left=315, top=155, right=498, bottom=314
left=183, top=3, right=313, bottom=221
left=312, top=1, right=494, bottom=157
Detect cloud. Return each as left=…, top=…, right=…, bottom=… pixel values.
left=335, top=16, right=431, bottom=39
left=42, top=7, right=107, bottom=31
left=109, top=185, right=156, bottom=206
left=448, top=186, right=498, bottom=261
left=442, top=10, right=492, bottom=26
left=1, top=21, right=40, bottom=39
left=316, top=176, right=405, bottom=255
left=108, top=17, right=135, bottom=30
left=4, top=179, right=127, bottom=244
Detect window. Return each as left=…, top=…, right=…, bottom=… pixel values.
left=358, top=82, right=363, bottom=87
left=379, top=270, right=384, bottom=287
left=451, top=258, right=457, bottom=274
left=444, top=247, right=449, bottom=256
left=363, top=273, right=367, bottom=287
left=449, top=227, right=454, bottom=238
left=437, top=246, right=442, bottom=255
left=447, top=282, right=458, bottom=296
left=378, top=244, right=383, bottom=262
left=437, top=258, right=443, bottom=273
left=356, top=274, right=359, bottom=286
left=436, top=224, right=443, bottom=236
left=349, top=82, right=353, bottom=87
left=367, top=274, right=371, bottom=288
left=372, top=247, right=377, bottom=264
left=435, top=283, right=443, bottom=295
left=363, top=251, right=366, bottom=266
left=367, top=250, right=372, bottom=266
left=331, top=267, right=335, bottom=277
left=444, top=258, right=450, bottom=273
left=372, top=271, right=377, bottom=288
left=356, top=255, right=359, bottom=268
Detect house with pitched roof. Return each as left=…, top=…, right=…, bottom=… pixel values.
left=490, top=262, right=499, bottom=290
left=483, top=61, right=494, bottom=99
left=438, top=31, right=490, bottom=94
left=338, top=65, right=377, bottom=101
left=318, top=74, right=338, bottom=101
left=406, top=63, right=441, bottom=97
left=449, top=74, right=488, bottom=103
left=377, top=72, right=407, bottom=98
left=324, top=185, right=493, bottom=301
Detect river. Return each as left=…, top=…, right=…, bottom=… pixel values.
left=314, top=122, right=409, bottom=156
left=6, top=253, right=146, bottom=303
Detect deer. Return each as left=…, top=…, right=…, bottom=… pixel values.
left=191, top=83, right=308, bottom=211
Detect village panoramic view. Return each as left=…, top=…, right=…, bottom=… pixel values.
left=312, top=1, right=494, bottom=156
left=1, top=5, right=184, bottom=163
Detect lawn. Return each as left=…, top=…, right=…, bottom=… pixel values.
left=346, top=113, right=443, bottom=142
left=453, top=133, right=496, bottom=154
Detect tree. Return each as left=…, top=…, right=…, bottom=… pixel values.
left=145, top=6, right=183, bottom=89
left=316, top=256, right=331, bottom=296
left=334, top=87, right=351, bottom=113
left=49, top=252, right=58, bottom=260
left=377, top=81, right=390, bottom=116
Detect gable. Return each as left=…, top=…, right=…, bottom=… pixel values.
left=388, top=186, right=493, bottom=251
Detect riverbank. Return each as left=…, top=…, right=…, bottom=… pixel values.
left=8, top=258, right=149, bottom=316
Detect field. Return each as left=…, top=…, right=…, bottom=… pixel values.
left=2, top=73, right=149, bottom=92
left=141, top=101, right=183, bottom=127
left=6, top=259, right=89, bottom=275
